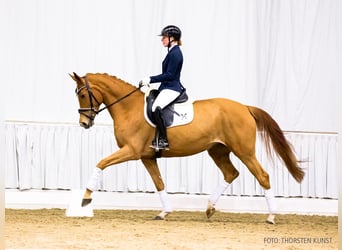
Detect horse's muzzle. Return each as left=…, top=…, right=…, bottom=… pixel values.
left=79, top=117, right=94, bottom=129
left=78, top=109, right=96, bottom=129
left=80, top=121, right=93, bottom=129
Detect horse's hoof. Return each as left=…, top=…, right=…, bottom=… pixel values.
left=266, top=214, right=275, bottom=224
left=154, top=215, right=163, bottom=220
left=81, top=198, right=92, bottom=207
left=206, top=206, right=216, bottom=219
left=154, top=211, right=171, bottom=220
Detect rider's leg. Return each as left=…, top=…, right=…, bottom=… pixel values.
left=151, top=89, right=180, bottom=149
left=152, top=107, right=169, bottom=149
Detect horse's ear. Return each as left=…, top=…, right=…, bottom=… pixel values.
left=69, top=73, right=76, bottom=81
left=69, top=72, right=82, bottom=82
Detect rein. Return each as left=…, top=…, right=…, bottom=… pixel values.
left=76, top=76, right=141, bottom=119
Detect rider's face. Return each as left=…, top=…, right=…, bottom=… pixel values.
left=161, top=36, right=171, bottom=47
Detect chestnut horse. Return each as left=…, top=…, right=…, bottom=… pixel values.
left=70, top=72, right=304, bottom=224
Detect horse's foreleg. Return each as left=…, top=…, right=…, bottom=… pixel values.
left=156, top=190, right=172, bottom=220
left=206, top=144, right=240, bottom=218
left=141, top=158, right=172, bottom=220
left=81, top=167, right=102, bottom=206
left=82, top=146, right=138, bottom=207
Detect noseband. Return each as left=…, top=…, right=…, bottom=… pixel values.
left=75, top=76, right=141, bottom=121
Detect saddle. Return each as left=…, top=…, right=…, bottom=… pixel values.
left=144, top=89, right=193, bottom=128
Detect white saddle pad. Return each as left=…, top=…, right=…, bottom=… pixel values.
left=143, top=92, right=194, bottom=128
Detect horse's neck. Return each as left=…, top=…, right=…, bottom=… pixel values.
left=89, top=74, right=142, bottom=117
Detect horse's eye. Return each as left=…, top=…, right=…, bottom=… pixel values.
left=80, top=94, right=85, bottom=99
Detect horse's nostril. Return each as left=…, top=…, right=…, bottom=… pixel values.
left=80, top=122, right=89, bottom=128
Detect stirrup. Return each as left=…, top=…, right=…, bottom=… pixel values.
left=150, top=139, right=169, bottom=151
left=158, top=140, right=169, bottom=150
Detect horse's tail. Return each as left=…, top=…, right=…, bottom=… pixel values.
left=247, top=106, right=305, bottom=183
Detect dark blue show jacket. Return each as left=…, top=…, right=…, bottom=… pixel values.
left=150, top=45, right=183, bottom=93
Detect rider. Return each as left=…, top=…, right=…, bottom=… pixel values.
left=139, top=25, right=184, bottom=150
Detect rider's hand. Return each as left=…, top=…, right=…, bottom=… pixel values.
left=139, top=77, right=151, bottom=88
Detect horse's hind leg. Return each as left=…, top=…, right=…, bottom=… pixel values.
left=141, top=158, right=172, bottom=220
left=238, top=153, right=276, bottom=224
left=206, top=144, right=240, bottom=218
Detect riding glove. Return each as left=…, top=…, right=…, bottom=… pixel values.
left=139, top=77, right=151, bottom=88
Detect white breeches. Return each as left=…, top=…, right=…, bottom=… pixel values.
left=152, top=89, right=180, bottom=112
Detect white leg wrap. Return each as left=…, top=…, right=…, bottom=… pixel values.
left=159, top=190, right=173, bottom=212
left=209, top=180, right=230, bottom=205
left=265, top=188, right=277, bottom=215
left=86, top=167, right=102, bottom=191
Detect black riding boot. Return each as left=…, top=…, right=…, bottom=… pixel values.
left=151, top=107, right=169, bottom=150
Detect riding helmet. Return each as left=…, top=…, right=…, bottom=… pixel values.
left=159, top=25, right=182, bottom=41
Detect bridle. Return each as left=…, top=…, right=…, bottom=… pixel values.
left=75, top=76, right=141, bottom=121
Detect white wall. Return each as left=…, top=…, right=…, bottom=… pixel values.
left=5, top=122, right=338, bottom=199
left=1, top=0, right=340, bottom=131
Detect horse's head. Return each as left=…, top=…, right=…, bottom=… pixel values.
left=70, top=72, right=103, bottom=129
